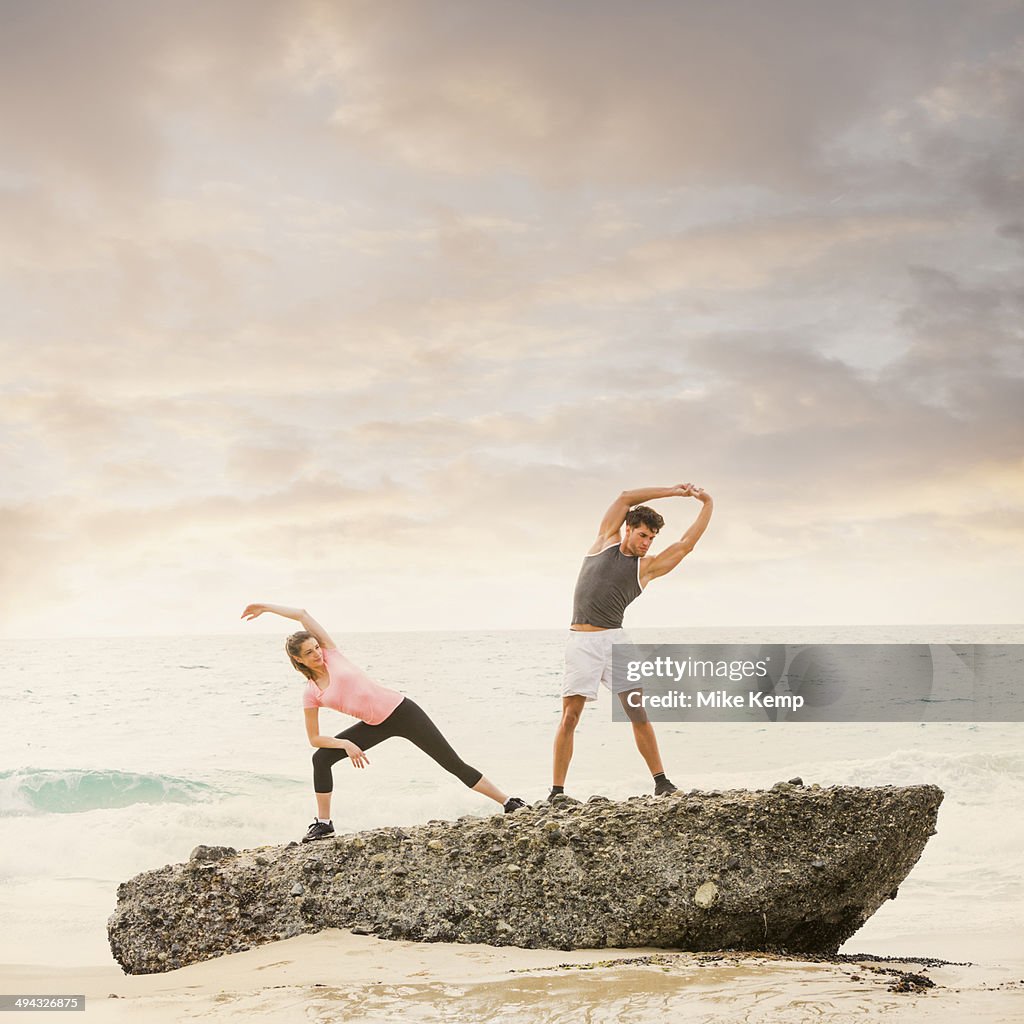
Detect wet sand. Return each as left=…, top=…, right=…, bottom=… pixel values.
left=3, top=931, right=1022, bottom=1023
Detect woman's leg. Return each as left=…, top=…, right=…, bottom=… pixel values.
left=315, top=791, right=332, bottom=820
left=311, top=718, right=397, bottom=817
left=386, top=699, right=508, bottom=805
left=471, top=775, right=509, bottom=804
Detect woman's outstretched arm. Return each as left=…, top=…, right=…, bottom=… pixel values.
left=241, top=603, right=337, bottom=650
left=303, top=708, right=369, bottom=764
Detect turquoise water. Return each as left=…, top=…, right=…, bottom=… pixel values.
left=0, top=768, right=216, bottom=815
left=1, top=627, right=1022, bottom=965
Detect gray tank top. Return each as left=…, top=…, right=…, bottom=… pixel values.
left=571, top=542, right=643, bottom=628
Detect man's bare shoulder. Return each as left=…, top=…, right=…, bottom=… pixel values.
left=585, top=532, right=622, bottom=557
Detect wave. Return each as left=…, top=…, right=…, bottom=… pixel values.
left=832, top=747, right=1024, bottom=792
left=0, top=768, right=218, bottom=816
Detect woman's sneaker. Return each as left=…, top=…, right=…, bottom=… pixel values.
left=301, top=819, right=335, bottom=843
left=503, top=797, right=527, bottom=814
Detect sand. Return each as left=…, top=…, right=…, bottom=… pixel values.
left=3, top=931, right=1022, bottom=1023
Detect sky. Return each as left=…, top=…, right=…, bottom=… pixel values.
left=2, top=0, right=1023, bottom=636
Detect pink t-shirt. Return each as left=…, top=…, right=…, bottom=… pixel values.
left=300, top=647, right=404, bottom=725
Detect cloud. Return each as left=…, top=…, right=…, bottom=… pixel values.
left=828, top=34, right=1024, bottom=223
left=536, top=212, right=946, bottom=304
left=306, top=1, right=1010, bottom=187
left=0, top=1, right=310, bottom=197
left=6, top=0, right=1014, bottom=199
left=0, top=506, right=75, bottom=623
left=2, top=1, right=1022, bottom=632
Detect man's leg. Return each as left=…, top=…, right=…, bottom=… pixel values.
left=617, top=689, right=663, bottom=773
left=617, top=689, right=677, bottom=793
left=631, top=720, right=665, bottom=774
left=552, top=695, right=586, bottom=788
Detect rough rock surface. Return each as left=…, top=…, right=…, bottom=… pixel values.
left=108, top=784, right=942, bottom=974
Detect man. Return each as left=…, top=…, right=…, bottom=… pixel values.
left=552, top=482, right=714, bottom=799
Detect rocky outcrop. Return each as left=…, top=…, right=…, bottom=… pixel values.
left=108, top=783, right=942, bottom=974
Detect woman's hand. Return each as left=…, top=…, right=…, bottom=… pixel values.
left=342, top=741, right=370, bottom=769
left=241, top=604, right=268, bottom=621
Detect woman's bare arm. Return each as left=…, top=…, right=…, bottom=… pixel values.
left=303, top=708, right=368, bottom=766
left=241, top=603, right=337, bottom=649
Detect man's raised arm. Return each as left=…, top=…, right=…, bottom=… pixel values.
left=592, top=483, right=694, bottom=548
left=640, top=487, right=714, bottom=584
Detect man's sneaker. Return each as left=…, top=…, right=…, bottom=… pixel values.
left=301, top=819, right=335, bottom=843
left=547, top=791, right=580, bottom=804
left=654, top=777, right=679, bottom=796
left=503, top=797, right=527, bottom=814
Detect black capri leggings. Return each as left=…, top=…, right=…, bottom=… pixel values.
left=312, top=697, right=483, bottom=793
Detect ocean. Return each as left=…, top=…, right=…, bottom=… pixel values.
left=1, top=626, right=1022, bottom=968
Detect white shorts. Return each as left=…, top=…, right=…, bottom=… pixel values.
left=562, top=628, right=633, bottom=702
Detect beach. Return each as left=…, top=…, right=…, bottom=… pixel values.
left=4, top=933, right=1023, bottom=1022
left=7, top=3, right=1024, bottom=1017
left=2, top=628, right=1022, bottom=1020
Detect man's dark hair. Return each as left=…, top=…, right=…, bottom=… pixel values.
left=625, top=505, right=664, bottom=532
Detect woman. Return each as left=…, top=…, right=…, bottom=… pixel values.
left=241, top=603, right=526, bottom=842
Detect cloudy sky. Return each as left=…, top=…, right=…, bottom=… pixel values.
left=2, top=0, right=1022, bottom=636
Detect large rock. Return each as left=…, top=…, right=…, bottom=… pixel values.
left=108, top=784, right=942, bottom=974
